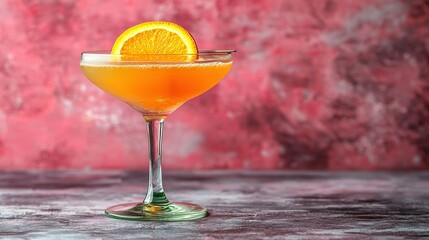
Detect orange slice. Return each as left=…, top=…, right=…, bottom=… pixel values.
left=111, top=21, right=198, bottom=61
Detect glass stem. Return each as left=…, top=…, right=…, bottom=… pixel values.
left=144, top=118, right=169, bottom=205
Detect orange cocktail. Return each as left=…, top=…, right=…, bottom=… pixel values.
left=80, top=21, right=234, bottom=221
left=81, top=59, right=232, bottom=117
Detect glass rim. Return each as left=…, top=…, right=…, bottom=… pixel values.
left=81, top=49, right=236, bottom=57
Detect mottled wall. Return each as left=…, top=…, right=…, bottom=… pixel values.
left=0, top=0, right=428, bottom=170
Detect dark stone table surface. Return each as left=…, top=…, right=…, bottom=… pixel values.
left=0, top=171, right=428, bottom=239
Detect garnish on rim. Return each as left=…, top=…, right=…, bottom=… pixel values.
left=111, top=21, right=198, bottom=61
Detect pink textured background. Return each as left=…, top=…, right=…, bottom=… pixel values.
left=1, top=0, right=429, bottom=170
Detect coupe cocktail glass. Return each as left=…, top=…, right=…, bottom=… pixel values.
left=80, top=50, right=234, bottom=221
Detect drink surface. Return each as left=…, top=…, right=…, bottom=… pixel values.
left=80, top=61, right=232, bottom=116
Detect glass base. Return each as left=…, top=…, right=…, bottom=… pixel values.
left=105, top=202, right=207, bottom=221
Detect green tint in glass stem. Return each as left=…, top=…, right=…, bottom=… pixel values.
left=80, top=50, right=234, bottom=221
